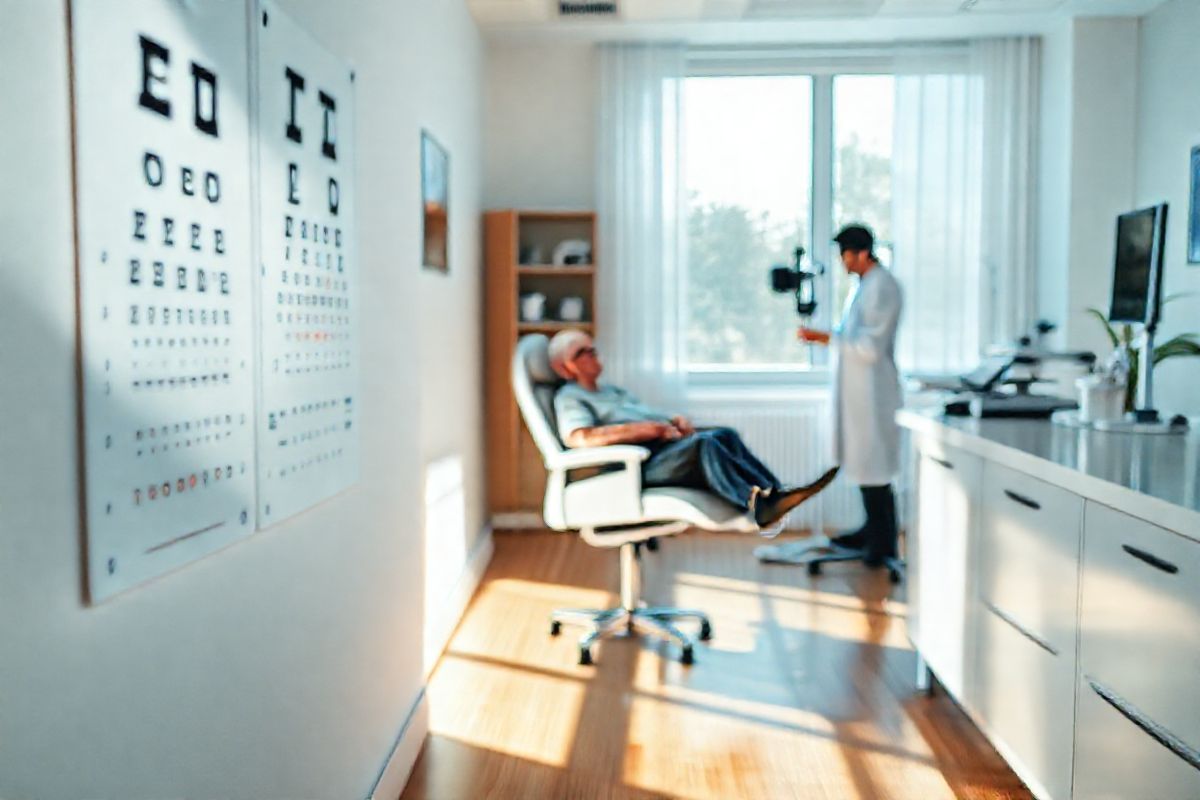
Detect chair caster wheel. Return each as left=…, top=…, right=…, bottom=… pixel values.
left=888, top=569, right=902, bottom=584
left=699, top=620, right=713, bottom=641
left=578, top=646, right=594, bottom=666
left=550, top=620, right=562, bottom=637
left=807, top=561, right=822, bottom=576
left=681, top=645, right=694, bottom=666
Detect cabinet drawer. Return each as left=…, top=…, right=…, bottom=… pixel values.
left=979, top=462, right=1083, bottom=654
left=911, top=443, right=983, bottom=702
left=975, top=597, right=1075, bottom=800
left=1079, top=503, right=1200, bottom=749
left=1073, top=673, right=1200, bottom=800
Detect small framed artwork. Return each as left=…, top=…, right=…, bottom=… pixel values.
left=421, top=130, right=449, bottom=272
left=1189, top=146, right=1200, bottom=264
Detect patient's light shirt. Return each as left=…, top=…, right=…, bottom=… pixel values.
left=554, top=382, right=673, bottom=443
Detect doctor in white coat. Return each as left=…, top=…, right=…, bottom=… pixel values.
left=798, top=224, right=903, bottom=566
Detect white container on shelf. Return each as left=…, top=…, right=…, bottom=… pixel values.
left=519, top=292, right=546, bottom=322
left=1076, top=376, right=1125, bottom=423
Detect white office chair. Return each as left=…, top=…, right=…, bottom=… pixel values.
left=513, top=334, right=758, bottom=665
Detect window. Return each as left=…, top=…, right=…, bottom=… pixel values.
left=833, top=75, right=894, bottom=319
left=682, top=70, right=897, bottom=377
left=684, top=76, right=813, bottom=371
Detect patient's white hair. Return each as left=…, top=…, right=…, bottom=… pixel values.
left=547, top=329, right=592, bottom=379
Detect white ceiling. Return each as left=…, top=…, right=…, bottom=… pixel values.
left=469, top=0, right=1167, bottom=41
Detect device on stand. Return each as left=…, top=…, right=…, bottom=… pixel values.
left=771, top=246, right=826, bottom=361
left=1091, top=204, right=1188, bottom=435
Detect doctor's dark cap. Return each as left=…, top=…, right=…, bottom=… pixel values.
left=833, top=225, right=874, bottom=253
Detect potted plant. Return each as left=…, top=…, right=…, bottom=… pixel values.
left=1087, top=296, right=1200, bottom=412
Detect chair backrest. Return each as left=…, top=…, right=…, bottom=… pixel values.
left=512, top=334, right=566, bottom=461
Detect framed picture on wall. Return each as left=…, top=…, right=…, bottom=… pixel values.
left=421, top=130, right=449, bottom=272
left=1189, top=146, right=1200, bottom=264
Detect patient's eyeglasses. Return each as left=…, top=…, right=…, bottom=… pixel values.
left=572, top=346, right=597, bottom=360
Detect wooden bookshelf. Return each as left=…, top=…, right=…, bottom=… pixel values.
left=484, top=210, right=597, bottom=518
left=517, top=266, right=596, bottom=277
left=517, top=321, right=595, bottom=334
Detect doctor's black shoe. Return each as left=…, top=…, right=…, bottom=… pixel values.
left=754, top=466, right=840, bottom=528
left=830, top=526, right=868, bottom=550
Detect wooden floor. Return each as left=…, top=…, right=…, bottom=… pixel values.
left=400, top=530, right=1031, bottom=800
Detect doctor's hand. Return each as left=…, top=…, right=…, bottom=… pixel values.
left=798, top=327, right=831, bottom=346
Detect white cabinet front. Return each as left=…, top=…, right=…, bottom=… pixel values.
left=911, top=439, right=983, bottom=705
left=1073, top=674, right=1200, bottom=800
left=1074, top=502, right=1200, bottom=799
left=975, top=595, right=1076, bottom=800
left=975, top=461, right=1083, bottom=800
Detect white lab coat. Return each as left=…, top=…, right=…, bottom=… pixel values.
left=831, top=265, right=903, bottom=486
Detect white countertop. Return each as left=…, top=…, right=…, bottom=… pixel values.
left=898, top=408, right=1200, bottom=539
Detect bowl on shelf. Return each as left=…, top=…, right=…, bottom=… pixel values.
left=557, top=296, right=585, bottom=322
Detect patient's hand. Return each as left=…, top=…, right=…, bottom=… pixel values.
left=650, top=421, right=683, bottom=441
left=671, top=415, right=695, bottom=436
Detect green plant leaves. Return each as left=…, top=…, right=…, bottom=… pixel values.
left=1152, top=333, right=1200, bottom=366
left=1086, top=307, right=1119, bottom=348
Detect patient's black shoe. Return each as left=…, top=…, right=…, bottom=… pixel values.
left=754, top=466, right=840, bottom=528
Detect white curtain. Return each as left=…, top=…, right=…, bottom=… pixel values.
left=891, top=37, right=1039, bottom=374
left=595, top=43, right=687, bottom=408
left=976, top=38, right=1040, bottom=349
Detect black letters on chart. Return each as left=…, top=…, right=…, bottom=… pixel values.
left=319, top=91, right=336, bottom=161
left=138, top=35, right=171, bottom=118
left=191, top=63, right=219, bottom=137
left=285, top=67, right=305, bottom=143
left=137, top=33, right=221, bottom=138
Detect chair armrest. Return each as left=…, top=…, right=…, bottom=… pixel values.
left=546, top=445, right=651, bottom=471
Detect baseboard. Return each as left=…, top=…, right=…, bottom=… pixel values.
left=424, top=527, right=495, bottom=679
left=490, top=516, right=819, bottom=536
left=368, top=689, right=429, bottom=800
left=490, top=511, right=544, bottom=529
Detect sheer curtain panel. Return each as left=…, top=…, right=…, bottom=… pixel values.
left=891, top=37, right=1039, bottom=374
left=596, top=43, right=687, bottom=408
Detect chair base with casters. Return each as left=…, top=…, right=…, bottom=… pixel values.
left=549, top=524, right=712, bottom=665
left=804, top=549, right=905, bottom=584
left=755, top=534, right=905, bottom=584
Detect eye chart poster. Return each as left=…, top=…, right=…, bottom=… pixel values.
left=72, top=1, right=257, bottom=601
left=254, top=1, right=360, bottom=527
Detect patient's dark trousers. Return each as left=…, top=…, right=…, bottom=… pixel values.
left=641, top=427, right=781, bottom=510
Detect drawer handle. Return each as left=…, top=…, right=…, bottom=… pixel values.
left=1121, top=544, right=1179, bottom=575
left=983, top=600, right=1059, bottom=657
left=928, top=456, right=954, bottom=470
left=1088, top=677, right=1200, bottom=773
left=1003, top=489, right=1041, bottom=510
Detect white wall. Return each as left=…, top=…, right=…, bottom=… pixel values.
left=484, top=42, right=598, bottom=209
left=1134, top=0, right=1200, bottom=417
left=0, top=2, right=484, bottom=798
left=1036, top=19, right=1074, bottom=348
left=1063, top=18, right=1140, bottom=356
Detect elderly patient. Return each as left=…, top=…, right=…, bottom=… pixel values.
left=548, top=330, right=839, bottom=529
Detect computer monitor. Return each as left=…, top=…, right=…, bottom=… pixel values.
left=1108, top=204, right=1168, bottom=327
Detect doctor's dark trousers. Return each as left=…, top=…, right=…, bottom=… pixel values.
left=641, top=427, right=782, bottom=510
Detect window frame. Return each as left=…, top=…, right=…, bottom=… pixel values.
left=681, top=47, right=963, bottom=391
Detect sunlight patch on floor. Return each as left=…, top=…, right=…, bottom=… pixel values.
left=428, top=655, right=585, bottom=768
